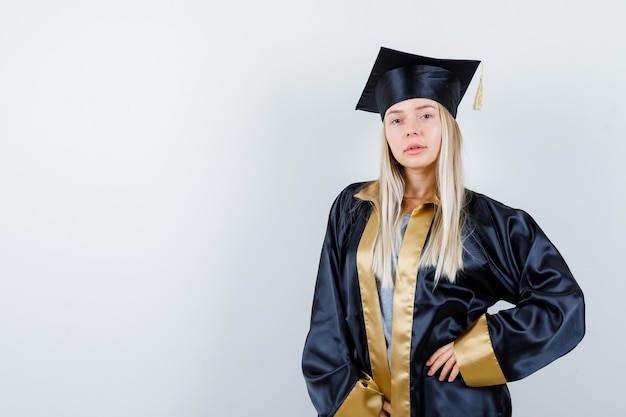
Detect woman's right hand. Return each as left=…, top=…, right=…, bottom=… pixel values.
left=379, top=400, right=391, bottom=417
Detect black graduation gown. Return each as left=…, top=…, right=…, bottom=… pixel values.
left=302, top=181, right=585, bottom=417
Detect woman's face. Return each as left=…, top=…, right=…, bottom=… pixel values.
left=384, top=98, right=442, bottom=174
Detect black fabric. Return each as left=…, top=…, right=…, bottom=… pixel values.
left=355, top=47, right=480, bottom=119
left=302, top=182, right=585, bottom=417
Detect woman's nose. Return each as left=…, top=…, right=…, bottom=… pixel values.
left=405, top=122, right=420, bottom=136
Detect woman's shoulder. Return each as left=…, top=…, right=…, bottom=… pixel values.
left=464, top=190, right=549, bottom=249
left=327, top=180, right=376, bottom=220
left=466, top=189, right=516, bottom=211
left=339, top=180, right=376, bottom=197
left=324, top=181, right=376, bottom=242
left=331, top=180, right=377, bottom=208
left=465, top=189, right=536, bottom=225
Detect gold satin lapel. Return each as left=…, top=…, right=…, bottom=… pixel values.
left=356, top=206, right=392, bottom=399
left=390, top=204, right=435, bottom=417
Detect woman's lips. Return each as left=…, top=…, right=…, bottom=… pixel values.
left=404, top=143, right=425, bottom=155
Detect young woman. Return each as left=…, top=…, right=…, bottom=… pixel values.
left=302, top=47, right=585, bottom=417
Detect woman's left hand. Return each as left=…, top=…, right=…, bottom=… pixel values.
left=426, top=342, right=459, bottom=382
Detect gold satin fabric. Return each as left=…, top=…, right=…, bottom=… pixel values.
left=454, top=314, right=507, bottom=387
left=355, top=182, right=435, bottom=417
left=389, top=203, right=434, bottom=417
left=355, top=182, right=392, bottom=399
left=334, top=373, right=384, bottom=417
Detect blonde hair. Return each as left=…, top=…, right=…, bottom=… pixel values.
left=373, top=104, right=466, bottom=287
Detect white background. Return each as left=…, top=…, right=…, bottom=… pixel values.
left=0, top=1, right=623, bottom=416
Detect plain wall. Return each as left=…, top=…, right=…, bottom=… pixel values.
left=0, top=1, right=623, bottom=416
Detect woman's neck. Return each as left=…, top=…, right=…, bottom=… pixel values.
left=402, top=169, right=436, bottom=213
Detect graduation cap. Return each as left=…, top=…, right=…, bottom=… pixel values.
left=356, top=47, right=482, bottom=119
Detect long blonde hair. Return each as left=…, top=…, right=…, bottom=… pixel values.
left=372, top=103, right=466, bottom=287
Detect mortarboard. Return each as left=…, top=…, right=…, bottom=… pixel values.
left=355, top=47, right=481, bottom=119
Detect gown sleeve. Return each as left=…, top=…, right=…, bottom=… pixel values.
left=302, top=189, right=384, bottom=417
left=455, top=203, right=585, bottom=387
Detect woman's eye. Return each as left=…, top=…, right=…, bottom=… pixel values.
left=391, top=118, right=401, bottom=124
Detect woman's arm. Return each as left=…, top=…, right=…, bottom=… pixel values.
left=302, top=189, right=385, bottom=416
left=455, top=207, right=585, bottom=386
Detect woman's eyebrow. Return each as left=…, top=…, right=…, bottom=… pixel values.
left=413, top=104, right=437, bottom=111
left=387, top=104, right=437, bottom=116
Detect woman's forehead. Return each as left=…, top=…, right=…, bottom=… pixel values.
left=385, top=98, right=438, bottom=115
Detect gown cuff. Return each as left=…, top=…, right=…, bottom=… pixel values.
left=335, top=373, right=384, bottom=417
left=454, top=314, right=507, bottom=387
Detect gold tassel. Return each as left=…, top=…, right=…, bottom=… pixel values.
left=473, top=63, right=484, bottom=111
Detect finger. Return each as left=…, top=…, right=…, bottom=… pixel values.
left=438, top=356, right=456, bottom=381
left=427, top=349, right=453, bottom=376
left=426, top=343, right=451, bottom=366
left=382, top=401, right=391, bottom=413
left=427, top=354, right=449, bottom=376
left=448, top=364, right=460, bottom=382
left=428, top=346, right=450, bottom=368
left=425, top=349, right=440, bottom=366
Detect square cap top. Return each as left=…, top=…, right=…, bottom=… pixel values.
left=355, top=47, right=481, bottom=119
